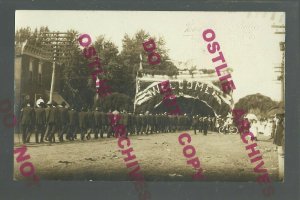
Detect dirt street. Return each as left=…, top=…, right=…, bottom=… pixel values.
left=14, top=131, right=279, bottom=182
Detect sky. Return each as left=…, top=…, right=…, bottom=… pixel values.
left=15, top=11, right=285, bottom=102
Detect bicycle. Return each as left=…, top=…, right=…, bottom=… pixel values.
left=218, top=124, right=238, bottom=134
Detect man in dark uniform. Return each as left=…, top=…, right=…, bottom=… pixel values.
left=106, top=110, right=114, bottom=138
left=273, top=113, right=285, bottom=180
left=93, top=107, right=101, bottom=139
left=44, top=102, right=51, bottom=141
left=273, top=114, right=284, bottom=146
left=164, top=113, right=172, bottom=133
left=192, top=115, right=199, bottom=135
left=20, top=103, right=34, bottom=144
left=47, top=102, right=59, bottom=143
left=148, top=113, right=155, bottom=134
left=168, top=114, right=173, bottom=132
left=156, top=113, right=162, bottom=133
left=67, top=106, right=78, bottom=140
left=186, top=114, right=191, bottom=130
left=209, top=117, right=214, bottom=131
left=140, top=113, right=145, bottom=134
left=203, top=117, right=209, bottom=136
left=158, top=113, right=162, bottom=133
left=135, top=113, right=140, bottom=135
left=207, top=117, right=211, bottom=131
left=86, top=108, right=94, bottom=140
left=121, top=110, right=129, bottom=137
left=173, top=114, right=180, bottom=132
left=211, top=117, right=216, bottom=132
left=164, top=113, right=169, bottom=133
left=271, top=116, right=276, bottom=139
left=174, top=114, right=179, bottom=132
left=199, top=117, right=203, bottom=133
left=141, top=113, right=147, bottom=134
left=179, top=115, right=185, bottom=131
left=58, top=102, right=69, bottom=142
left=145, top=113, right=150, bottom=134
left=179, top=114, right=183, bottom=131
left=127, top=112, right=133, bottom=135
left=79, top=107, right=88, bottom=140
left=34, top=102, right=46, bottom=143
left=99, top=110, right=107, bottom=138
left=164, top=114, right=167, bottom=132
left=154, top=114, right=159, bottom=133
left=132, top=113, right=138, bottom=135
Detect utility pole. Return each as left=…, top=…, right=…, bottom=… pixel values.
left=133, top=53, right=143, bottom=113
left=272, top=25, right=285, bottom=104
left=40, top=32, right=74, bottom=103
left=272, top=24, right=285, bottom=181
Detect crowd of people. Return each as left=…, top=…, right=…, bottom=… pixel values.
left=19, top=100, right=217, bottom=144
left=240, top=115, right=285, bottom=145
left=192, top=116, right=217, bottom=135
left=18, top=99, right=285, bottom=181
left=244, top=113, right=285, bottom=180
left=18, top=99, right=285, bottom=147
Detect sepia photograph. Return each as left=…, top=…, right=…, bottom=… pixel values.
left=14, top=11, right=285, bottom=184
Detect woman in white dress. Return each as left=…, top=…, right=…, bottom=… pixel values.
left=264, top=118, right=273, bottom=137
left=250, top=119, right=259, bottom=141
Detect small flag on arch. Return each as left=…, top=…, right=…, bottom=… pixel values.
left=96, top=77, right=100, bottom=89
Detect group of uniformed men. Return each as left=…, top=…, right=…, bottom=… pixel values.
left=20, top=101, right=218, bottom=144
left=192, top=115, right=217, bottom=135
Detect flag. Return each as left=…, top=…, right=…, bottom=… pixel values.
left=96, top=77, right=100, bottom=89
left=139, top=53, right=143, bottom=70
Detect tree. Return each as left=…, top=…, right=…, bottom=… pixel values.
left=120, top=30, right=177, bottom=74
left=189, top=66, right=197, bottom=77
left=93, top=35, right=119, bottom=67
left=92, top=35, right=133, bottom=97
left=15, top=28, right=179, bottom=111
left=15, top=27, right=31, bottom=44
left=119, top=29, right=178, bottom=97
left=60, top=29, right=92, bottom=108
left=94, top=92, right=132, bottom=112
left=234, top=93, right=278, bottom=118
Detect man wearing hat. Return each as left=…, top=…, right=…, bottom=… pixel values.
left=58, top=102, right=69, bottom=142
left=157, top=113, right=163, bottom=133
left=155, top=114, right=160, bottom=133
left=20, top=103, right=34, bottom=143
left=47, top=101, right=59, bottom=143
left=67, top=106, right=78, bottom=140
left=170, top=114, right=174, bottom=132
left=99, top=109, right=107, bottom=138
left=136, top=113, right=143, bottom=135
left=86, top=108, right=95, bottom=140
left=93, top=107, right=101, bottom=139
left=127, top=112, right=134, bottom=135
left=34, top=102, right=46, bottom=143
left=79, top=107, right=88, bottom=140
left=192, top=115, right=199, bottom=135
left=148, top=113, right=155, bottom=134
left=273, top=113, right=285, bottom=180
left=44, top=101, right=52, bottom=141
left=203, top=116, right=209, bottom=136
left=121, top=110, right=129, bottom=137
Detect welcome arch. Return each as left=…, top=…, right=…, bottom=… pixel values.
left=134, top=74, right=233, bottom=116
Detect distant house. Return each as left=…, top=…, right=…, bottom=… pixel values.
left=14, top=43, right=68, bottom=109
